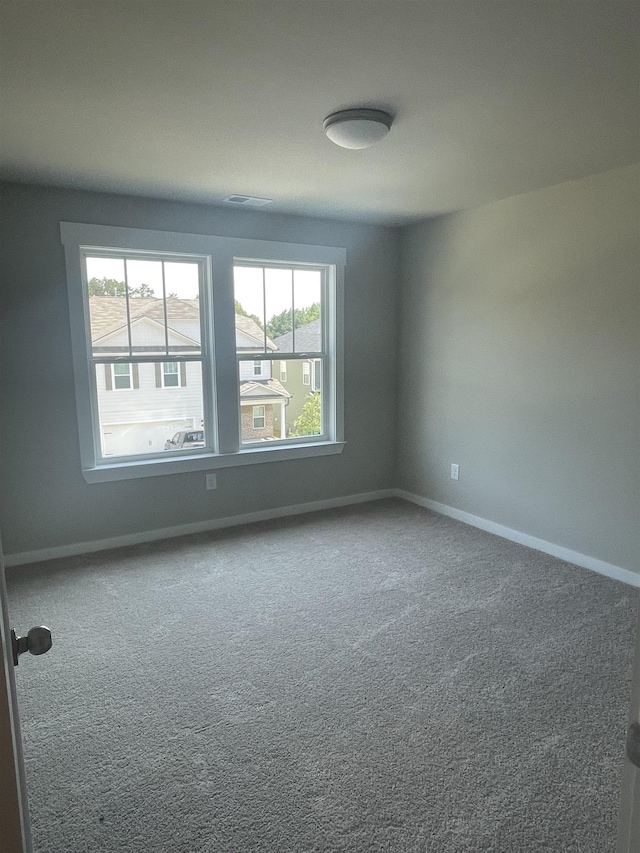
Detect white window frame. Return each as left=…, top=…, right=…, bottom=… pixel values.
left=252, top=360, right=263, bottom=377
left=280, top=360, right=287, bottom=382
left=61, top=222, right=345, bottom=483
left=302, top=361, right=311, bottom=385
left=252, top=405, right=266, bottom=429
left=111, top=362, right=133, bottom=390
left=162, top=361, right=181, bottom=388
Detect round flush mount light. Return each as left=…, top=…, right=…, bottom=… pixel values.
left=323, top=108, right=393, bottom=150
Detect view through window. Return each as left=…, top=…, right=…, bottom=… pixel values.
left=234, top=264, right=324, bottom=444
left=62, top=222, right=344, bottom=480
left=84, top=257, right=326, bottom=457
left=87, top=255, right=204, bottom=457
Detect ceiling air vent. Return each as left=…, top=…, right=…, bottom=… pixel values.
left=223, top=195, right=273, bottom=207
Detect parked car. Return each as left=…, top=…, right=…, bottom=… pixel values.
left=164, top=430, right=205, bottom=451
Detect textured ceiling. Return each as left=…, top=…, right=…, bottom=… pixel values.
left=0, top=1, right=638, bottom=223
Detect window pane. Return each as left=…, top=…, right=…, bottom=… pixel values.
left=164, top=262, right=199, bottom=300
left=127, top=259, right=166, bottom=355
left=289, top=390, right=322, bottom=438
left=265, top=267, right=292, bottom=352
left=86, top=256, right=129, bottom=358
left=234, top=265, right=322, bottom=357
left=86, top=257, right=202, bottom=360
left=293, top=269, right=322, bottom=353
left=164, top=263, right=201, bottom=355
left=96, top=362, right=204, bottom=457
left=234, top=266, right=266, bottom=354
left=239, top=357, right=323, bottom=444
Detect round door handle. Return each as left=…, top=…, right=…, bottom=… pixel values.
left=26, top=626, right=53, bottom=656
left=11, top=625, right=53, bottom=664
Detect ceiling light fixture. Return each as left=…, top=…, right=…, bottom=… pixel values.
left=323, top=108, right=393, bottom=150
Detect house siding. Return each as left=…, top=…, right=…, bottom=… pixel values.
left=239, top=360, right=271, bottom=381
left=96, top=361, right=204, bottom=424
left=276, top=359, right=319, bottom=435
left=241, top=405, right=274, bottom=441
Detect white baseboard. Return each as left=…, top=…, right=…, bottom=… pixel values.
left=394, top=489, right=640, bottom=589
left=6, top=487, right=637, bottom=590
left=4, top=489, right=396, bottom=568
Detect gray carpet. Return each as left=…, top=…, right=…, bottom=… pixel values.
left=7, top=498, right=638, bottom=852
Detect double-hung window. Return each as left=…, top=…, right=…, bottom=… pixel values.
left=252, top=406, right=266, bottom=429
left=162, top=362, right=182, bottom=388
left=61, top=223, right=345, bottom=482
left=112, top=362, right=132, bottom=390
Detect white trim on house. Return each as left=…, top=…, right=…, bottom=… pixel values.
left=395, top=489, right=640, bottom=589
left=94, top=315, right=200, bottom=349
left=161, top=361, right=182, bottom=388
left=111, top=362, right=133, bottom=390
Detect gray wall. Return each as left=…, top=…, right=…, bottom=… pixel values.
left=0, top=183, right=401, bottom=556
left=398, top=164, right=640, bottom=573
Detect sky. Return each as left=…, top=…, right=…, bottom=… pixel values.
left=233, top=266, right=321, bottom=321
left=86, top=257, right=199, bottom=300
left=85, top=257, right=321, bottom=321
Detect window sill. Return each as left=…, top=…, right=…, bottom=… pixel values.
left=82, top=440, right=346, bottom=483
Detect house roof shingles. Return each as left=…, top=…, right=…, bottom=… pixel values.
left=273, top=318, right=322, bottom=353
left=89, top=296, right=275, bottom=349
left=89, top=296, right=200, bottom=341
left=239, top=378, right=291, bottom=400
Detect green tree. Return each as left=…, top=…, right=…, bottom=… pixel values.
left=87, top=277, right=125, bottom=297
left=88, top=277, right=155, bottom=298
left=266, top=302, right=320, bottom=339
left=234, top=300, right=263, bottom=330
left=133, top=283, right=155, bottom=297
left=290, top=391, right=321, bottom=436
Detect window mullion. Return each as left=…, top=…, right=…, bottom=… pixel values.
left=262, top=266, right=267, bottom=353
left=161, top=261, right=169, bottom=356
left=291, top=268, right=295, bottom=354
left=211, top=252, right=240, bottom=454
left=123, top=259, right=133, bottom=357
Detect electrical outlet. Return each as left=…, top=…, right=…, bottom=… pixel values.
left=450, top=463, right=459, bottom=481
left=205, top=473, right=217, bottom=490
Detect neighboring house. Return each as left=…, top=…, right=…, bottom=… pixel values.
left=235, top=313, right=291, bottom=441
left=273, top=319, right=322, bottom=437
left=90, top=296, right=290, bottom=454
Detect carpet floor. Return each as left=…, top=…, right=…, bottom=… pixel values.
left=7, top=498, right=638, bottom=852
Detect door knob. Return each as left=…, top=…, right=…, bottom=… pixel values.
left=11, top=626, right=53, bottom=666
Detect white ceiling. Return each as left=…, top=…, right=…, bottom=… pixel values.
left=0, top=1, right=638, bottom=224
